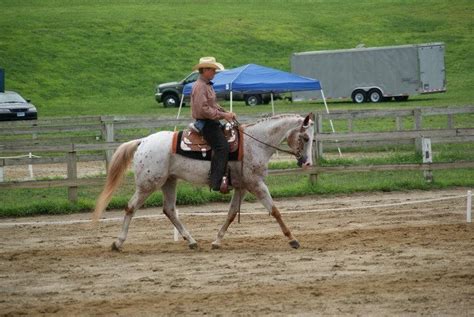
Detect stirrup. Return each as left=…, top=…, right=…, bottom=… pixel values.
left=219, top=176, right=232, bottom=194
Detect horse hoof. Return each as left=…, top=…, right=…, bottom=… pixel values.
left=111, top=242, right=122, bottom=252
left=289, top=240, right=300, bottom=249
left=211, top=243, right=221, bottom=250
left=188, top=242, right=198, bottom=250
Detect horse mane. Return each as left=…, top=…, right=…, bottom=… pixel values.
left=245, top=113, right=301, bottom=128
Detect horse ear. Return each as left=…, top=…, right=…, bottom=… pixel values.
left=303, top=113, right=313, bottom=127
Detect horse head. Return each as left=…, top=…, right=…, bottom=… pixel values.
left=286, top=113, right=315, bottom=168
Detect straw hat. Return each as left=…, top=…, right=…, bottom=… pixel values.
left=192, top=56, right=225, bottom=71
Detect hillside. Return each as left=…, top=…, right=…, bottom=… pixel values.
left=1, top=0, right=473, bottom=116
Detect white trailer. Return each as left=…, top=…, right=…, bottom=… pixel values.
left=291, top=43, right=446, bottom=103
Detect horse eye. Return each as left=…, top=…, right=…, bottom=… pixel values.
left=302, top=134, right=310, bottom=142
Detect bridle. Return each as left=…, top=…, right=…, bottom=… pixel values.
left=232, top=118, right=309, bottom=165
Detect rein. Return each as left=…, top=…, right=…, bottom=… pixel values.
left=233, top=119, right=302, bottom=159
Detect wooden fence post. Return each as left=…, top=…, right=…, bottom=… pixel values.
left=67, top=146, right=78, bottom=202
left=422, top=137, right=433, bottom=183
left=309, top=114, right=319, bottom=185
left=414, top=108, right=423, bottom=130
left=395, top=116, right=403, bottom=131
left=347, top=116, right=353, bottom=133
left=447, top=114, right=454, bottom=129
left=414, top=109, right=423, bottom=154
left=0, top=159, right=4, bottom=183
left=315, top=113, right=323, bottom=159
left=309, top=172, right=318, bottom=185
left=101, top=116, right=115, bottom=170
left=310, top=112, right=324, bottom=184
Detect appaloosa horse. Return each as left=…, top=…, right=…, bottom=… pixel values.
left=93, top=113, right=315, bottom=250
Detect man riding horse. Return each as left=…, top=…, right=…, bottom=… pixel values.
left=93, top=57, right=315, bottom=251
left=190, top=57, right=236, bottom=194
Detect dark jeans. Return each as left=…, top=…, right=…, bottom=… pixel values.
left=201, top=120, right=229, bottom=190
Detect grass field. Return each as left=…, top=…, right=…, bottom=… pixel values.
left=1, top=0, right=473, bottom=117
left=2, top=167, right=474, bottom=217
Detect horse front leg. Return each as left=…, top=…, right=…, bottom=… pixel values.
left=250, top=181, right=300, bottom=249
left=212, top=189, right=247, bottom=249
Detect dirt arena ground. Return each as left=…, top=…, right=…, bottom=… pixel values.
left=1, top=188, right=473, bottom=316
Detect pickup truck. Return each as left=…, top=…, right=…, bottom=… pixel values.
left=155, top=71, right=279, bottom=107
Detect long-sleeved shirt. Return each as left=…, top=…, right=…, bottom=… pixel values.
left=191, top=76, right=226, bottom=121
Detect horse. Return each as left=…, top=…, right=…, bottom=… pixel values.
left=93, top=113, right=315, bottom=251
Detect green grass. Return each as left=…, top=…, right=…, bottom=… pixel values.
left=1, top=0, right=473, bottom=117
left=2, top=167, right=473, bottom=218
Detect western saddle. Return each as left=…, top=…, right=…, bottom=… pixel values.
left=171, top=123, right=243, bottom=161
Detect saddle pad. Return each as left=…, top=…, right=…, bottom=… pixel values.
left=172, top=130, right=244, bottom=161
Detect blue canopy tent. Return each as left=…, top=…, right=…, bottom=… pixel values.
left=176, top=63, right=340, bottom=156
left=181, top=63, right=323, bottom=114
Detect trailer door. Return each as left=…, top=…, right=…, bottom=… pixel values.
left=418, top=44, right=446, bottom=93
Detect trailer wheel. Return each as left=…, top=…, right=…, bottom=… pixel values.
left=368, top=88, right=383, bottom=103
left=394, top=96, right=409, bottom=102
left=351, top=90, right=367, bottom=104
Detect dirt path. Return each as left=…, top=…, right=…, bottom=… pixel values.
left=1, top=188, right=473, bottom=316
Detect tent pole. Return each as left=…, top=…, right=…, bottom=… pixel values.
left=321, top=90, right=342, bottom=157
left=271, top=93, right=279, bottom=158
left=271, top=92, right=275, bottom=116
left=230, top=91, right=233, bottom=113
left=174, top=94, right=185, bottom=132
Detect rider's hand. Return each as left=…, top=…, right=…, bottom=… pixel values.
left=223, top=112, right=236, bottom=122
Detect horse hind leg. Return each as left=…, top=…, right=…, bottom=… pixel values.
left=112, top=188, right=153, bottom=251
left=161, top=177, right=198, bottom=249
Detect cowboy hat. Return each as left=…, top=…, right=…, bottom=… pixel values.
left=192, top=56, right=225, bottom=71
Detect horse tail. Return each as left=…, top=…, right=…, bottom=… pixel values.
left=92, top=139, right=141, bottom=222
